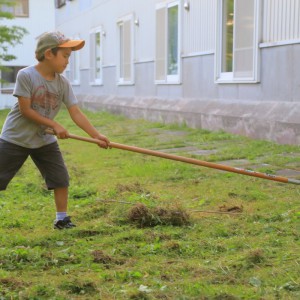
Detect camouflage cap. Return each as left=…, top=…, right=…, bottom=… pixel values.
left=35, top=31, right=85, bottom=60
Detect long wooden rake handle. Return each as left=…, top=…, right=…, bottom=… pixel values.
left=45, top=129, right=300, bottom=185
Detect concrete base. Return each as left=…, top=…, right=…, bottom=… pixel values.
left=77, top=94, right=300, bottom=145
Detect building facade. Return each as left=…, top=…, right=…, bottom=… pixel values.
left=56, top=0, right=300, bottom=145
left=0, top=0, right=55, bottom=109
left=2, top=0, right=300, bottom=145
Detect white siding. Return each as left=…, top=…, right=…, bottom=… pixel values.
left=1, top=0, right=55, bottom=66
left=263, top=0, right=300, bottom=43
left=183, top=0, right=216, bottom=56
left=155, top=5, right=167, bottom=80
left=0, top=0, right=55, bottom=109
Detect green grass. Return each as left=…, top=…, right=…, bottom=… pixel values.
left=0, top=108, right=299, bottom=299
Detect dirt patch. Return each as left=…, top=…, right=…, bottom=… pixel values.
left=91, top=250, right=113, bottom=264
left=219, top=204, right=243, bottom=213
left=0, top=278, right=25, bottom=289
left=91, top=250, right=124, bottom=266
left=246, top=249, right=265, bottom=265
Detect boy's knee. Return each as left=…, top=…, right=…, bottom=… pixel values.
left=0, top=176, right=10, bottom=191
left=0, top=185, right=8, bottom=191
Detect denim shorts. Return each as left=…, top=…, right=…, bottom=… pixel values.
left=0, top=139, right=69, bottom=191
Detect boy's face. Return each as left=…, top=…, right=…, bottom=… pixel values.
left=51, top=48, right=72, bottom=74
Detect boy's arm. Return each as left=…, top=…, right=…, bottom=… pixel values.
left=18, top=97, right=68, bottom=138
left=68, top=104, right=110, bottom=148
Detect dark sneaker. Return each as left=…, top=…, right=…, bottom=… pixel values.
left=54, top=216, right=76, bottom=229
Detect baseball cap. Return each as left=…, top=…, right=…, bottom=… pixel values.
left=35, top=31, right=85, bottom=60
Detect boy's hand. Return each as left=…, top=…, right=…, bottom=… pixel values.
left=52, top=124, right=69, bottom=139
left=93, top=133, right=111, bottom=149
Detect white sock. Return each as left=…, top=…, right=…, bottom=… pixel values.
left=56, top=212, right=67, bottom=221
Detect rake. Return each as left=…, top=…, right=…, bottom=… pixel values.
left=45, top=129, right=300, bottom=185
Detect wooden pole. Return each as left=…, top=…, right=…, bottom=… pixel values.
left=45, top=129, right=300, bottom=185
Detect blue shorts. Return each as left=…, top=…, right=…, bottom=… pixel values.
left=0, top=139, right=69, bottom=191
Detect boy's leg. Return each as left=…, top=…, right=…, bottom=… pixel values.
left=53, top=187, right=75, bottom=229
left=30, top=142, right=75, bottom=229
left=53, top=186, right=76, bottom=229
left=54, top=187, right=68, bottom=212
left=30, top=142, right=69, bottom=191
left=0, top=139, right=29, bottom=190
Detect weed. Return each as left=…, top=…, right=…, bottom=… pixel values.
left=60, top=279, right=98, bottom=295
left=69, top=184, right=97, bottom=199
left=30, top=284, right=56, bottom=298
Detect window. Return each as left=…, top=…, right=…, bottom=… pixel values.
left=215, top=0, right=260, bottom=83
left=155, top=1, right=181, bottom=84
left=117, top=15, right=134, bottom=84
left=90, top=28, right=103, bottom=85
left=1, top=66, right=25, bottom=94
left=14, top=0, right=29, bottom=17
left=55, top=0, right=66, bottom=9
left=1, top=0, right=29, bottom=17
left=65, top=50, right=80, bottom=85
left=221, top=0, right=234, bottom=73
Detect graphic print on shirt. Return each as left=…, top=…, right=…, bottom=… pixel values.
left=31, top=85, right=59, bottom=118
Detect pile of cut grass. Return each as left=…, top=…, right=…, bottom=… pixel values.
left=0, top=108, right=299, bottom=299
left=128, top=202, right=190, bottom=227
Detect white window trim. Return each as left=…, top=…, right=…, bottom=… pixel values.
left=117, top=14, right=135, bottom=85
left=89, top=26, right=103, bottom=86
left=72, top=51, right=80, bottom=85
left=155, top=0, right=181, bottom=85
left=215, top=0, right=261, bottom=84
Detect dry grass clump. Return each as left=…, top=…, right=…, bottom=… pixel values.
left=91, top=250, right=124, bottom=267
left=116, top=182, right=147, bottom=194
left=128, top=203, right=190, bottom=228
left=246, top=249, right=265, bottom=265
left=91, top=250, right=113, bottom=264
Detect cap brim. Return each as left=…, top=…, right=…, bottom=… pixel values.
left=59, top=40, right=85, bottom=51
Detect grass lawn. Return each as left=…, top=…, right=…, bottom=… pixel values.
left=0, top=108, right=299, bottom=299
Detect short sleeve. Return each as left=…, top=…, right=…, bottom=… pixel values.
left=60, top=76, right=78, bottom=108
left=13, top=69, right=32, bottom=99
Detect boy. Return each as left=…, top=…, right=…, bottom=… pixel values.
left=0, top=31, right=110, bottom=229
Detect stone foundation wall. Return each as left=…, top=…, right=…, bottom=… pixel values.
left=77, top=95, right=300, bottom=145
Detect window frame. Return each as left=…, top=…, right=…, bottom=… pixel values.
left=215, top=0, right=261, bottom=84
left=1, top=0, right=29, bottom=17
left=0, top=66, right=25, bottom=94
left=55, top=0, right=66, bottom=9
left=155, top=0, right=181, bottom=85
left=117, top=14, right=135, bottom=85
left=89, top=27, right=103, bottom=86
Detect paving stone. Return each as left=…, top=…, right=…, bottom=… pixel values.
left=187, top=149, right=218, bottom=156
left=218, top=159, right=251, bottom=166
left=157, top=146, right=217, bottom=156
left=151, top=129, right=300, bottom=177
left=275, top=169, right=300, bottom=178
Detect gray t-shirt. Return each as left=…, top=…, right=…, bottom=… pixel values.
left=0, top=66, right=77, bottom=148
